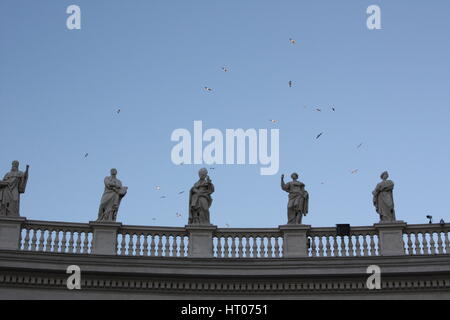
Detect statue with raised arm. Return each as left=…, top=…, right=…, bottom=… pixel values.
left=281, top=173, right=309, bottom=224
left=97, top=168, right=128, bottom=222
left=372, top=171, right=396, bottom=223
left=189, top=168, right=214, bottom=225
left=0, top=160, right=29, bottom=217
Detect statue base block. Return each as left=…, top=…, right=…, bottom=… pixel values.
left=186, top=224, right=217, bottom=258
left=279, top=224, right=311, bottom=258
left=374, top=221, right=406, bottom=256
left=0, top=217, right=26, bottom=251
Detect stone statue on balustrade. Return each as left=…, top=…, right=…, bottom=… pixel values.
left=0, top=160, right=29, bottom=217
left=97, top=168, right=128, bottom=222
left=188, top=168, right=214, bottom=225
left=372, top=171, right=396, bottom=223
left=281, top=173, right=309, bottom=224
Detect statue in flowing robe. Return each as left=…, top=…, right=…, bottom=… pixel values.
left=0, top=161, right=29, bottom=217
left=372, top=171, right=396, bottom=223
left=281, top=173, right=309, bottom=224
left=97, top=168, right=128, bottom=222
left=189, top=168, right=214, bottom=225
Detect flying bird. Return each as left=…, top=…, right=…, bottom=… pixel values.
left=316, top=132, right=323, bottom=139
left=288, top=81, right=293, bottom=88
left=160, top=196, right=166, bottom=199
left=176, top=213, right=182, bottom=218
left=357, top=143, right=363, bottom=149
left=116, top=108, right=121, bottom=114
left=289, top=38, right=296, bottom=44
left=221, top=66, right=229, bottom=72
left=178, top=191, right=185, bottom=194
left=84, top=153, right=89, bottom=158
left=269, top=119, right=279, bottom=123
left=351, top=169, right=359, bottom=174
left=316, top=108, right=322, bottom=112
left=204, top=86, right=213, bottom=92
left=331, top=107, right=336, bottom=112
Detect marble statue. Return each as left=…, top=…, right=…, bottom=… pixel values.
left=97, top=168, right=128, bottom=222
left=189, top=168, right=214, bottom=225
left=281, top=173, right=309, bottom=224
left=0, top=161, right=29, bottom=217
left=372, top=171, right=396, bottom=222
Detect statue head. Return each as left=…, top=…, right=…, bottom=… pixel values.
left=291, top=172, right=299, bottom=180
left=11, top=160, right=19, bottom=171
left=198, top=168, right=208, bottom=180
left=110, top=168, right=118, bottom=176
left=380, top=171, right=389, bottom=180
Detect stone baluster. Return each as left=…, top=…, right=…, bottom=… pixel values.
left=437, top=232, right=444, bottom=255
left=75, top=232, right=82, bottom=254
left=45, top=230, right=53, bottom=252
left=444, top=232, right=450, bottom=254
left=318, top=236, right=324, bottom=257
left=143, top=233, right=149, bottom=256
left=149, top=234, right=156, bottom=256
left=252, top=236, right=258, bottom=258
left=30, top=230, right=37, bottom=251
left=38, top=229, right=45, bottom=251
left=348, top=235, right=355, bottom=257
left=245, top=236, right=251, bottom=258
left=135, top=233, right=141, bottom=256
left=23, top=228, right=30, bottom=251
left=164, top=234, right=171, bottom=257
left=429, top=231, right=436, bottom=255
left=370, top=234, right=377, bottom=256
left=157, top=234, right=163, bottom=256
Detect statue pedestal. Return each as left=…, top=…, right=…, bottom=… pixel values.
left=374, top=221, right=406, bottom=256
left=89, top=221, right=122, bottom=255
left=186, top=224, right=217, bottom=258
left=0, top=217, right=26, bottom=251
left=279, top=224, right=311, bottom=258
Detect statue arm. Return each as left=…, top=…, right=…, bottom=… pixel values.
left=281, top=181, right=289, bottom=192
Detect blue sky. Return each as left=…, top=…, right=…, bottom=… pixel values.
left=1, top=0, right=449, bottom=228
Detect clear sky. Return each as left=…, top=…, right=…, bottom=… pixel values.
left=1, top=0, right=449, bottom=228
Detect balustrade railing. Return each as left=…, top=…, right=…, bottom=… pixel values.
left=308, top=226, right=379, bottom=257
left=403, top=224, right=450, bottom=255
left=0, top=217, right=447, bottom=259
left=117, top=226, right=189, bottom=257
left=20, top=220, right=92, bottom=254
left=213, top=228, right=283, bottom=258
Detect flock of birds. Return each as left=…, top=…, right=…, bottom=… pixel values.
left=81, top=37, right=367, bottom=225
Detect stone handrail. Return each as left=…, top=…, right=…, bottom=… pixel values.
left=118, top=225, right=189, bottom=257
left=20, top=219, right=93, bottom=254
left=213, top=228, right=283, bottom=258
left=308, top=226, right=379, bottom=257
left=403, top=223, right=450, bottom=255
left=0, top=216, right=449, bottom=258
